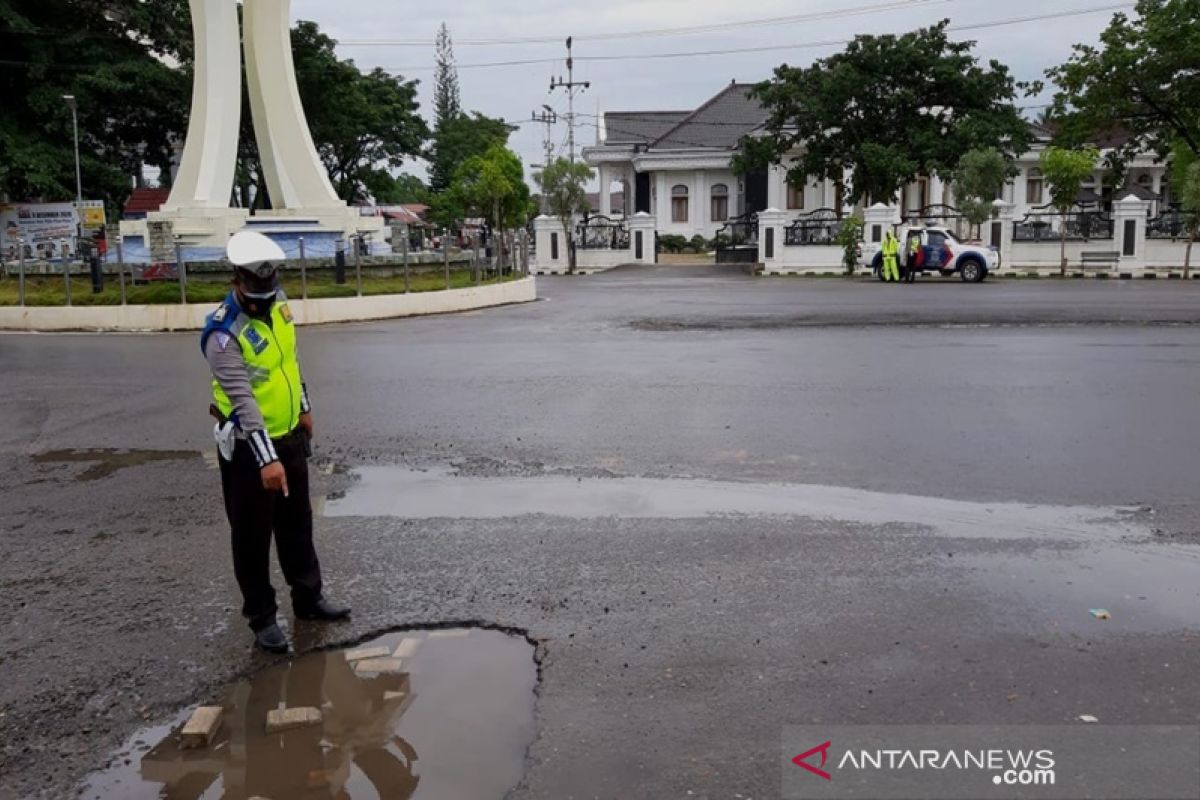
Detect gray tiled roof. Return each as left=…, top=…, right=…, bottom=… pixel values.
left=603, top=111, right=690, bottom=145
left=651, top=82, right=767, bottom=150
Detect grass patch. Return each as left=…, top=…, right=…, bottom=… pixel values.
left=0, top=270, right=519, bottom=307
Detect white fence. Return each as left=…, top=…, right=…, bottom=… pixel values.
left=762, top=199, right=1196, bottom=277
left=531, top=213, right=657, bottom=275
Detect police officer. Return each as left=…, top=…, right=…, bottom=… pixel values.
left=880, top=229, right=900, bottom=282
left=905, top=231, right=923, bottom=283
left=201, top=231, right=349, bottom=653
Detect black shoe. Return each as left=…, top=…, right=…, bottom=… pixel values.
left=254, top=623, right=290, bottom=654
left=295, top=598, right=351, bottom=622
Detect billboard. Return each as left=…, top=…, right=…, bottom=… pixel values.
left=1, top=202, right=80, bottom=259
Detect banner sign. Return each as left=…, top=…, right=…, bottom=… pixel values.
left=1, top=202, right=80, bottom=258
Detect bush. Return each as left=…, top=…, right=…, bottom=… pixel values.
left=834, top=217, right=864, bottom=276
left=709, top=233, right=731, bottom=250
left=657, top=234, right=688, bottom=254
left=687, top=235, right=709, bottom=253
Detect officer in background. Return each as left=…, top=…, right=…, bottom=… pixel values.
left=905, top=230, right=923, bottom=283
left=880, top=229, right=901, bottom=282
left=201, top=231, right=350, bottom=653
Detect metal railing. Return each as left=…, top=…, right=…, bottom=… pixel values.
left=1013, top=204, right=1114, bottom=242
left=715, top=211, right=758, bottom=248
left=783, top=208, right=846, bottom=246
left=1147, top=206, right=1191, bottom=240
left=575, top=214, right=630, bottom=250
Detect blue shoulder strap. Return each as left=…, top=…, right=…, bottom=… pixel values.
left=199, top=291, right=248, bottom=355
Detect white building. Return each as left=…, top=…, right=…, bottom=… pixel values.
left=583, top=82, right=1174, bottom=241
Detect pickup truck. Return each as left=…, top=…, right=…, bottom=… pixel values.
left=862, top=225, right=999, bottom=282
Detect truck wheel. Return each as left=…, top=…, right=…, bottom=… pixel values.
left=872, top=254, right=884, bottom=281
left=960, top=258, right=985, bottom=283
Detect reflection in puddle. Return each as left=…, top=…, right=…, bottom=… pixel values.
left=34, top=449, right=197, bottom=481
left=81, top=628, right=536, bottom=799
left=326, top=466, right=1145, bottom=542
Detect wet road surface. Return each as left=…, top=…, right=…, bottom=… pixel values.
left=2, top=266, right=1200, bottom=798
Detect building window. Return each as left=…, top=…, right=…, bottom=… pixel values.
left=787, top=181, right=805, bottom=210
left=671, top=185, right=689, bottom=223
left=1026, top=168, right=1044, bottom=205
left=710, top=183, right=729, bottom=222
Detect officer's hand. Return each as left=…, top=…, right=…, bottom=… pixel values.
left=299, top=412, right=314, bottom=440
left=261, top=461, right=289, bottom=497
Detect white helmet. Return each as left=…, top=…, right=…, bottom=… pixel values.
left=227, top=231, right=285, bottom=298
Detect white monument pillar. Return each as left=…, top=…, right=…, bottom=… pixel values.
left=143, top=0, right=247, bottom=244
left=243, top=0, right=344, bottom=213
left=129, top=0, right=382, bottom=249
left=163, top=0, right=241, bottom=211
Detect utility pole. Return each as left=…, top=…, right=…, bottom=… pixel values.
left=531, top=105, right=559, bottom=214
left=531, top=105, right=558, bottom=169
left=549, top=37, right=590, bottom=163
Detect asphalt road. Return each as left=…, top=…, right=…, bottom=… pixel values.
left=3, top=265, right=1200, bottom=799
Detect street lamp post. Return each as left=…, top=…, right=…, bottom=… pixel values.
left=62, top=95, right=83, bottom=250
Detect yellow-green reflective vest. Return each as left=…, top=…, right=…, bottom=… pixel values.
left=882, top=236, right=899, bottom=257
left=206, top=293, right=302, bottom=439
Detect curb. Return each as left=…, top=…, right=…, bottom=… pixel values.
left=0, top=277, right=537, bottom=333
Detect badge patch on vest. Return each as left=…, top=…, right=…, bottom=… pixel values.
left=243, top=326, right=269, bottom=355
left=212, top=305, right=228, bottom=323
left=279, top=303, right=293, bottom=324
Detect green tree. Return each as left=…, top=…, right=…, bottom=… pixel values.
left=744, top=20, right=1030, bottom=208
left=0, top=0, right=190, bottom=210
left=1171, top=143, right=1200, bottom=278
left=1046, top=0, right=1200, bottom=169
left=290, top=21, right=427, bottom=204
left=364, top=172, right=430, bottom=205
left=953, top=148, right=1010, bottom=240
left=534, top=157, right=594, bottom=273
left=439, top=144, right=532, bottom=269
left=1040, top=146, right=1100, bottom=276
left=429, top=112, right=513, bottom=195
left=433, top=24, right=461, bottom=128
left=429, top=23, right=465, bottom=193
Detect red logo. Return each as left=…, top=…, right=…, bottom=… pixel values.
left=793, top=741, right=833, bottom=781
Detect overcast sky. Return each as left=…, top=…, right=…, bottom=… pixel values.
left=291, top=0, right=1128, bottom=189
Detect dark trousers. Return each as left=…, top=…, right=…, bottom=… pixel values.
left=219, top=429, right=323, bottom=631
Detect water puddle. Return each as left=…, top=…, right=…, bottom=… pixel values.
left=325, top=466, right=1145, bottom=542
left=33, top=449, right=198, bottom=481
left=959, top=545, right=1200, bottom=633
left=80, top=628, right=536, bottom=800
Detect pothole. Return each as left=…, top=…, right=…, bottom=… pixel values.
left=80, top=627, right=537, bottom=799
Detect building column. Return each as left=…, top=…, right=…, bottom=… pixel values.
left=767, top=164, right=785, bottom=211
left=597, top=163, right=611, bottom=217
left=992, top=200, right=1015, bottom=262
left=930, top=175, right=945, bottom=207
